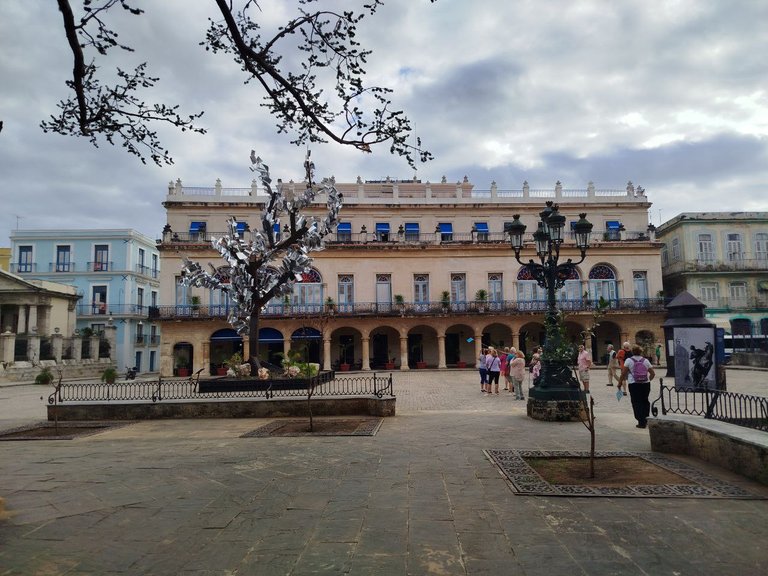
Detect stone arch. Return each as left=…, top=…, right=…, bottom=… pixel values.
left=517, top=321, right=545, bottom=357
left=445, top=322, right=474, bottom=366
left=330, top=326, right=363, bottom=370
left=369, top=324, right=401, bottom=369
left=209, top=328, right=243, bottom=375
left=479, top=321, right=514, bottom=351
left=172, top=342, right=193, bottom=376
left=593, top=320, right=622, bottom=364
left=290, top=326, right=322, bottom=364
left=407, top=324, right=439, bottom=368
left=258, top=327, right=285, bottom=366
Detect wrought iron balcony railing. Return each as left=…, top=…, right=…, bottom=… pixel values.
left=137, top=264, right=159, bottom=278
left=698, top=296, right=768, bottom=311
left=77, top=304, right=150, bottom=317
left=87, top=261, right=114, bottom=272
left=149, top=297, right=666, bottom=321
left=159, top=229, right=654, bottom=248
left=663, top=257, right=768, bottom=275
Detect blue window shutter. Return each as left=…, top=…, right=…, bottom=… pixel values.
left=236, top=222, right=247, bottom=233
left=189, top=221, right=205, bottom=232
left=474, top=222, right=489, bottom=233
left=439, top=223, right=453, bottom=233
left=376, top=223, right=390, bottom=234
left=405, top=223, right=419, bottom=233
left=606, top=221, right=621, bottom=230
left=337, top=222, right=352, bottom=233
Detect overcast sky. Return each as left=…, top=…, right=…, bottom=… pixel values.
left=2, top=0, right=768, bottom=244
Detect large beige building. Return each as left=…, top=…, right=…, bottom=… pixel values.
left=154, top=177, right=665, bottom=377
left=657, top=212, right=768, bottom=348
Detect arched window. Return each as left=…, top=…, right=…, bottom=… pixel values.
left=588, top=265, right=618, bottom=301
left=517, top=265, right=546, bottom=308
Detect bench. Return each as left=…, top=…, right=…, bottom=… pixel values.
left=648, top=415, right=768, bottom=485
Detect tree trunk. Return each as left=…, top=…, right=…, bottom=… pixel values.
left=248, top=308, right=262, bottom=375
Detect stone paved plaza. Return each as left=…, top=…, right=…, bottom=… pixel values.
left=1, top=368, right=767, bottom=575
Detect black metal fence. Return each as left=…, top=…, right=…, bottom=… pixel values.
left=651, top=380, right=768, bottom=432
left=48, top=373, right=395, bottom=405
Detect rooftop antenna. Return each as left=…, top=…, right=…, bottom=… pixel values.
left=14, top=215, right=23, bottom=229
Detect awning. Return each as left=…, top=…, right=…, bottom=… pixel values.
left=292, top=327, right=321, bottom=340
left=189, top=221, right=206, bottom=232
left=606, top=220, right=621, bottom=230
left=236, top=221, right=247, bottom=233
left=439, top=223, right=453, bottom=233
left=405, top=223, right=419, bottom=233
left=258, top=327, right=284, bottom=343
left=337, top=222, right=352, bottom=233
left=376, top=223, right=390, bottom=234
left=474, top=222, right=489, bottom=233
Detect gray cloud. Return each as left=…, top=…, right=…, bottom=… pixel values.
left=2, top=0, right=768, bottom=243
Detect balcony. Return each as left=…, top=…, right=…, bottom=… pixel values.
left=158, top=229, right=654, bottom=248
left=149, top=297, right=666, bottom=321
left=49, top=262, right=75, bottom=272
left=9, top=263, right=36, bottom=273
left=664, top=258, right=768, bottom=276
left=135, top=334, right=147, bottom=345
left=137, top=264, right=159, bottom=278
left=88, top=261, right=114, bottom=272
left=77, top=304, right=150, bottom=318
left=698, top=296, right=768, bottom=312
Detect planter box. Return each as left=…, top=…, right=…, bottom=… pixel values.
left=198, top=370, right=335, bottom=394
left=416, top=362, right=427, bottom=369
left=340, top=364, right=351, bottom=372
left=385, top=362, right=395, bottom=370
left=216, top=367, right=228, bottom=376
left=177, top=368, right=190, bottom=377
left=457, top=361, right=467, bottom=368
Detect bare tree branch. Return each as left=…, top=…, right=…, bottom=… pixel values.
left=43, top=0, right=434, bottom=167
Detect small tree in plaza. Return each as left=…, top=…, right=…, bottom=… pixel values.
left=181, top=151, right=342, bottom=375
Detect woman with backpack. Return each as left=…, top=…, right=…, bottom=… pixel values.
left=619, top=344, right=656, bottom=429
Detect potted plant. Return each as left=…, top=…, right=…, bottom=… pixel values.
left=190, top=295, right=201, bottom=314
left=475, top=289, right=488, bottom=313
left=101, top=366, right=119, bottom=384
left=394, top=294, right=405, bottom=313
left=35, top=366, right=54, bottom=385
left=440, top=290, right=451, bottom=312
left=325, top=296, right=336, bottom=314
left=176, top=359, right=190, bottom=377
left=338, top=340, right=353, bottom=371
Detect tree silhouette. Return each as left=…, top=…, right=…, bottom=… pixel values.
left=181, top=150, right=342, bottom=375
left=41, top=0, right=433, bottom=166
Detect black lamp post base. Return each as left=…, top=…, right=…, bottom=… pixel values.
left=526, top=396, right=586, bottom=422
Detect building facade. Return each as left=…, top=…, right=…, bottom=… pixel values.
left=9, top=229, right=161, bottom=372
left=154, top=177, right=665, bottom=377
left=657, top=212, right=768, bottom=351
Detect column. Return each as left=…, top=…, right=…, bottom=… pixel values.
left=437, top=334, right=446, bottom=368
left=72, top=333, right=82, bottom=361
left=202, top=340, right=210, bottom=373
left=17, top=305, right=26, bottom=333
left=361, top=336, right=371, bottom=371
left=512, top=332, right=520, bottom=351
left=323, top=338, right=331, bottom=371
left=27, top=334, right=41, bottom=363
left=52, top=331, right=64, bottom=363
left=283, top=339, right=291, bottom=358
left=28, top=305, right=38, bottom=334
left=1, top=330, right=15, bottom=365
left=621, top=331, right=629, bottom=346
left=474, top=332, right=483, bottom=361
left=399, top=336, right=409, bottom=370
left=90, top=335, right=100, bottom=360
left=105, top=325, right=117, bottom=362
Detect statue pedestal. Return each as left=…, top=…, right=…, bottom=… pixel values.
left=527, top=391, right=586, bottom=422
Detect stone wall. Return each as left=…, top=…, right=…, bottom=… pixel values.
left=47, top=396, right=396, bottom=421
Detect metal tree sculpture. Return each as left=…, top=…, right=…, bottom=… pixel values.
left=181, top=151, right=342, bottom=375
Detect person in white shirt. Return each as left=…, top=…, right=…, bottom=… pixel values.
left=619, top=344, right=656, bottom=429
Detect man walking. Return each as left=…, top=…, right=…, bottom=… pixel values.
left=606, top=344, right=618, bottom=386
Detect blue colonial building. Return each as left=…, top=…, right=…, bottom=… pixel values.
left=9, top=229, right=161, bottom=372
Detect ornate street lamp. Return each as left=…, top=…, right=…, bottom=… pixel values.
left=508, top=202, right=593, bottom=417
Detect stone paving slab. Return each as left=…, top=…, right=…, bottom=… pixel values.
left=1, top=369, right=767, bottom=575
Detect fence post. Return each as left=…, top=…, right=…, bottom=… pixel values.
left=0, top=329, right=15, bottom=365
left=27, top=333, right=41, bottom=363
left=52, top=331, right=64, bottom=363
